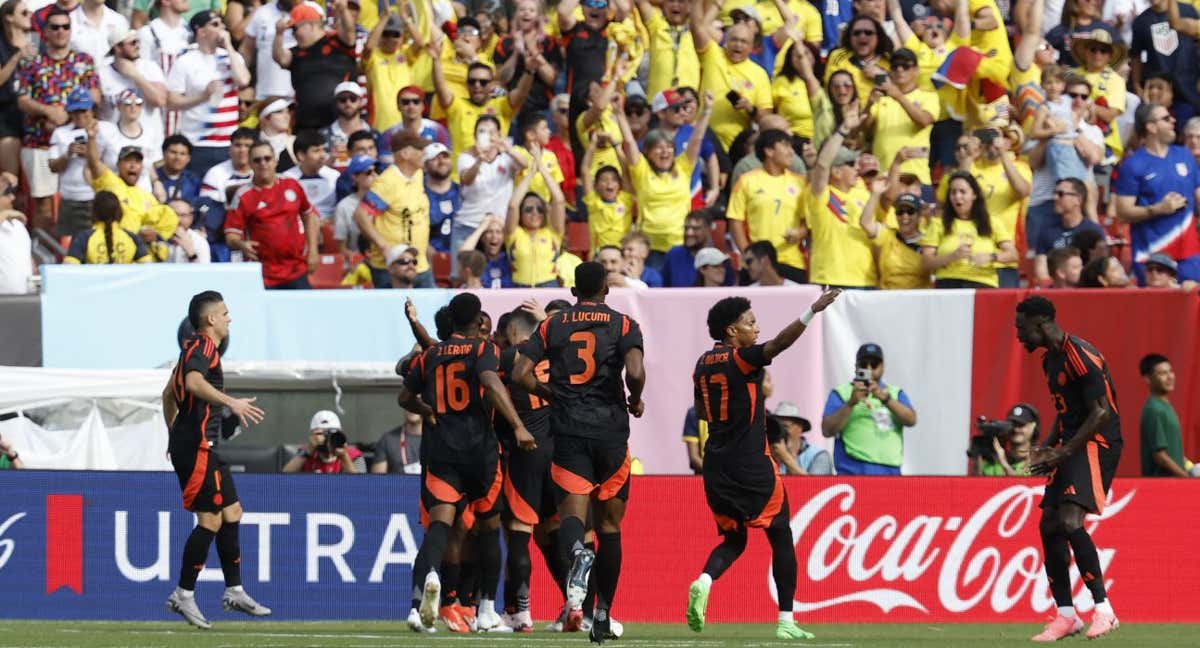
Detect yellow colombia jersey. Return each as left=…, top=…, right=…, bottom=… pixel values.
left=699, top=41, right=772, bottom=151
left=1075, top=67, right=1126, bottom=159
left=870, top=86, right=940, bottom=184
left=506, top=225, right=562, bottom=286
left=644, top=9, right=700, bottom=98
left=968, top=0, right=1013, bottom=85
left=575, top=108, right=623, bottom=180
left=364, top=47, right=413, bottom=133
left=874, top=227, right=931, bottom=289
left=824, top=48, right=889, bottom=111
left=772, top=73, right=814, bottom=139
left=64, top=223, right=151, bottom=264
left=512, top=147, right=565, bottom=204
left=360, top=165, right=431, bottom=272
left=92, top=169, right=178, bottom=240
left=445, top=95, right=515, bottom=164
left=628, top=154, right=694, bottom=253
left=806, top=184, right=877, bottom=287
left=583, top=190, right=635, bottom=252
left=720, top=0, right=822, bottom=44
left=919, top=216, right=1012, bottom=287
left=727, top=168, right=808, bottom=270
left=970, top=156, right=1031, bottom=268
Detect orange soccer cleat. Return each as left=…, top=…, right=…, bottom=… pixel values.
left=1031, top=614, right=1084, bottom=642
left=1086, top=611, right=1120, bottom=639
left=439, top=604, right=470, bottom=633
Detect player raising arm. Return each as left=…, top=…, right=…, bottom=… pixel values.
left=687, top=287, right=840, bottom=640
left=1015, top=296, right=1122, bottom=641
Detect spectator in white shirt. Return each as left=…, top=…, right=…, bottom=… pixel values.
left=98, top=27, right=167, bottom=143
left=138, top=0, right=190, bottom=77
left=0, top=173, right=32, bottom=294
left=167, top=199, right=211, bottom=263
left=48, top=92, right=110, bottom=236
left=240, top=0, right=303, bottom=100
left=745, top=240, right=801, bottom=287
left=595, top=245, right=648, bottom=288
left=456, top=114, right=524, bottom=258
left=69, top=0, right=127, bottom=65
left=100, top=90, right=163, bottom=196
left=200, top=126, right=257, bottom=206
left=282, top=129, right=339, bottom=220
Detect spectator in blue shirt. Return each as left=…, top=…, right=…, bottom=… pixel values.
left=423, top=143, right=460, bottom=254
left=1034, top=177, right=1105, bottom=284
left=622, top=231, right=665, bottom=287
left=459, top=214, right=512, bottom=289
left=663, top=210, right=736, bottom=287
left=158, top=134, right=201, bottom=203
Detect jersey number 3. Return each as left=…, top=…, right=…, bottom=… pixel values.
left=698, top=374, right=729, bottom=421
left=568, top=331, right=596, bottom=385
left=435, top=361, right=470, bottom=413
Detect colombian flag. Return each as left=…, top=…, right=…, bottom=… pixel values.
left=932, top=47, right=984, bottom=90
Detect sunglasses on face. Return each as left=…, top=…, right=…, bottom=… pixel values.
left=0, top=185, right=14, bottom=196
left=467, top=77, right=491, bottom=86
left=46, top=22, right=69, bottom=31
left=1089, top=45, right=1112, bottom=54
left=892, top=62, right=915, bottom=70
left=392, top=258, right=415, bottom=266
left=851, top=29, right=875, bottom=37
left=1053, top=190, right=1079, bottom=197
left=625, top=107, right=647, bottom=116
left=895, top=208, right=916, bottom=216
left=337, top=95, right=360, bottom=103
left=251, top=155, right=274, bottom=164
left=399, top=97, right=423, bottom=106
left=521, top=204, right=546, bottom=214
left=1067, top=91, right=1089, bottom=100
left=239, top=99, right=255, bottom=107
left=555, top=107, right=569, bottom=114
left=382, top=30, right=401, bottom=37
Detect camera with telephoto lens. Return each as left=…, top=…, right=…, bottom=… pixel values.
left=966, top=416, right=1014, bottom=461
left=322, top=429, right=348, bottom=453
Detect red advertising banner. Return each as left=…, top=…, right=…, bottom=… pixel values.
left=530, top=477, right=1199, bottom=623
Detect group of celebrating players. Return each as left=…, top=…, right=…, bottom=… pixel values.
left=161, top=268, right=1123, bottom=643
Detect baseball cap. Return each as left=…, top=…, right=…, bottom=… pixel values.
left=729, top=3, right=762, bottom=25
left=117, top=89, right=144, bottom=106
left=693, top=247, right=729, bottom=270
left=894, top=193, right=921, bottom=212
left=1006, top=403, right=1039, bottom=426
left=346, top=154, right=375, bottom=176
left=65, top=86, right=94, bottom=112
left=421, top=142, right=450, bottom=163
left=1145, top=253, right=1178, bottom=275
left=772, top=401, right=813, bottom=431
left=856, top=343, right=884, bottom=363
left=383, top=14, right=404, bottom=33
left=309, top=410, right=342, bottom=431
left=334, top=81, right=365, bottom=98
left=891, top=47, right=918, bottom=66
left=289, top=4, right=323, bottom=26
left=397, top=85, right=425, bottom=102
left=625, top=93, right=650, bottom=110
left=385, top=244, right=414, bottom=267
left=117, top=145, right=144, bottom=161
left=832, top=147, right=860, bottom=167
left=188, top=9, right=219, bottom=33
left=651, top=88, right=684, bottom=114
left=260, top=98, right=293, bottom=120
left=107, top=26, right=137, bottom=52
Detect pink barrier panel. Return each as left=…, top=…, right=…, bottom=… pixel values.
left=528, top=476, right=1199, bottom=623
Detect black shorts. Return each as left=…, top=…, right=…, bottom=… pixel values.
left=422, top=450, right=503, bottom=529
left=703, top=454, right=786, bottom=533
left=551, top=435, right=631, bottom=502
left=503, top=440, right=556, bottom=526
left=0, top=107, right=22, bottom=139
left=1041, top=440, right=1122, bottom=515
left=171, top=447, right=238, bottom=513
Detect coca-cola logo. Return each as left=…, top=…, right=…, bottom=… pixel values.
left=771, top=484, right=1134, bottom=615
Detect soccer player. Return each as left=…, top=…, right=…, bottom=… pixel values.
left=1015, top=296, right=1122, bottom=641
left=686, top=289, right=840, bottom=640
left=162, top=290, right=271, bottom=628
left=513, top=261, right=646, bottom=644
left=399, top=293, right=535, bottom=633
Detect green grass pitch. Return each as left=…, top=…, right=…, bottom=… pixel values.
left=0, top=621, right=1192, bottom=647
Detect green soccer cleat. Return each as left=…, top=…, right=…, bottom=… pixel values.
left=776, top=619, right=815, bottom=640
left=686, top=578, right=710, bottom=633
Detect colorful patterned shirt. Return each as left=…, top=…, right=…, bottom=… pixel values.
left=15, top=51, right=98, bottom=148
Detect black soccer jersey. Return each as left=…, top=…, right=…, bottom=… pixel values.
left=404, top=333, right=502, bottom=461
left=693, top=343, right=773, bottom=461
left=518, top=301, right=644, bottom=441
left=1042, top=335, right=1122, bottom=445
left=496, top=346, right=552, bottom=447
left=169, top=333, right=223, bottom=452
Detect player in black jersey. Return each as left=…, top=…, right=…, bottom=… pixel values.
left=161, top=291, right=270, bottom=629
left=513, top=262, right=645, bottom=644
left=686, top=289, right=839, bottom=640
left=399, top=293, right=534, bottom=633
left=1016, top=296, right=1122, bottom=641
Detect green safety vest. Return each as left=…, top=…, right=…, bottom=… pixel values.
left=833, top=382, right=905, bottom=467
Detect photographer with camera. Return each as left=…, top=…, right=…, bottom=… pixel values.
left=283, top=410, right=365, bottom=474
left=970, top=404, right=1039, bottom=476
left=0, top=432, right=24, bottom=470
left=821, top=343, right=918, bottom=475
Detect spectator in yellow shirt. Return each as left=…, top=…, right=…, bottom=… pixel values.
left=863, top=48, right=937, bottom=184
left=692, top=0, right=774, bottom=152
left=64, top=191, right=153, bottom=264
left=727, top=129, right=809, bottom=283
left=824, top=16, right=892, bottom=113
left=860, top=183, right=931, bottom=289
left=636, top=0, right=699, bottom=98
left=362, top=12, right=422, bottom=132
left=82, top=122, right=175, bottom=260
left=1070, top=27, right=1127, bottom=161
left=773, top=42, right=819, bottom=140
left=430, top=53, right=535, bottom=164
left=806, top=112, right=878, bottom=288
left=505, top=147, right=566, bottom=287
left=969, top=124, right=1033, bottom=287
left=581, top=131, right=635, bottom=252
left=513, top=114, right=565, bottom=203
left=921, top=172, right=1018, bottom=288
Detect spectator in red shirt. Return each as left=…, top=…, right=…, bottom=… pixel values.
left=225, top=141, right=319, bottom=289
left=282, top=410, right=365, bottom=474
left=547, top=93, right=577, bottom=203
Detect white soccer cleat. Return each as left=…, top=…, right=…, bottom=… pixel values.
left=221, top=588, right=271, bottom=616
left=166, top=589, right=211, bottom=630
left=507, top=610, right=534, bottom=632
left=406, top=607, right=436, bottom=633
left=610, top=617, right=624, bottom=638
left=419, top=571, right=441, bottom=628
left=476, top=604, right=510, bottom=632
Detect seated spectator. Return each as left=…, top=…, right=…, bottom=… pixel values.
left=0, top=173, right=33, bottom=294
left=274, top=1, right=357, bottom=132
left=1071, top=228, right=1109, bottom=265
left=166, top=200, right=210, bottom=264
left=282, top=410, right=364, bottom=474
left=693, top=246, right=730, bottom=287
left=423, top=142, right=459, bottom=255
left=49, top=89, right=105, bottom=237
left=200, top=127, right=256, bottom=208
left=580, top=134, right=634, bottom=252
left=0, top=431, right=23, bottom=469
left=459, top=214, right=512, bottom=288
left=743, top=240, right=800, bottom=287
left=1046, top=246, right=1083, bottom=288
left=770, top=402, right=832, bottom=476
left=807, top=116, right=877, bottom=289
left=505, top=153, right=566, bottom=288
left=158, top=134, right=201, bottom=203
left=622, top=232, right=664, bottom=288
left=973, top=404, right=1038, bottom=476
left=282, top=129, right=340, bottom=221
left=1033, top=177, right=1105, bottom=284
left=1144, top=252, right=1198, bottom=290
left=596, top=244, right=648, bottom=289
left=64, top=191, right=153, bottom=264
left=1079, top=255, right=1132, bottom=288
left=921, top=172, right=1017, bottom=289
left=458, top=249, right=486, bottom=289
left=383, top=243, right=419, bottom=289
left=618, top=93, right=713, bottom=271
left=860, top=187, right=930, bottom=289
left=334, top=155, right=377, bottom=264
left=370, top=418, right=422, bottom=474
left=728, top=128, right=808, bottom=283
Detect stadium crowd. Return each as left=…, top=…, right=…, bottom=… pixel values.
left=2, top=0, right=1200, bottom=293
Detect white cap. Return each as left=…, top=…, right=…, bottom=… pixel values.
left=310, top=410, right=341, bottom=430
left=693, top=247, right=729, bottom=270
left=333, top=81, right=366, bottom=98
left=385, top=243, right=413, bottom=266
left=107, top=27, right=138, bottom=50
left=421, top=142, right=450, bottom=163
left=260, top=98, right=292, bottom=120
